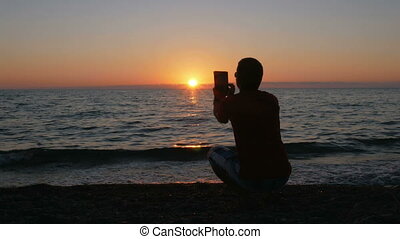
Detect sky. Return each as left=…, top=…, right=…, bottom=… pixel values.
left=1, top=0, right=399, bottom=88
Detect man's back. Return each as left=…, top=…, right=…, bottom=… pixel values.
left=221, top=90, right=291, bottom=179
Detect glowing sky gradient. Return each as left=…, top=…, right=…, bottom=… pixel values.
left=1, top=0, right=399, bottom=88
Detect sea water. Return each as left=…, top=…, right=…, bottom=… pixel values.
left=0, top=88, right=399, bottom=186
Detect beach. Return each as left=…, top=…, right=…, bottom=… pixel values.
left=1, top=183, right=399, bottom=223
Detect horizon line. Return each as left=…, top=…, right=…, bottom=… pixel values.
left=1, top=81, right=399, bottom=90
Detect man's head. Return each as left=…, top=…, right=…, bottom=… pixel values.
left=235, top=57, right=263, bottom=91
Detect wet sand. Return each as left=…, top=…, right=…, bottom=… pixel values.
left=0, top=183, right=399, bottom=223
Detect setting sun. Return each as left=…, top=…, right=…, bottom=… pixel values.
left=188, top=78, right=198, bottom=88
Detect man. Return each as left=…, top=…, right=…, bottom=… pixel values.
left=208, top=57, right=291, bottom=192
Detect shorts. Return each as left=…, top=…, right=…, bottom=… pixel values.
left=207, top=146, right=289, bottom=192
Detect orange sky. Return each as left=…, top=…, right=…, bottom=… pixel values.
left=1, top=1, right=399, bottom=88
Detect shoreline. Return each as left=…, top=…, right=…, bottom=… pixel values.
left=0, top=183, right=399, bottom=223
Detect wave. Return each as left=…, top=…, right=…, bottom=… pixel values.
left=0, top=147, right=210, bottom=168
left=0, top=138, right=398, bottom=168
left=352, top=137, right=400, bottom=146
left=285, top=142, right=365, bottom=156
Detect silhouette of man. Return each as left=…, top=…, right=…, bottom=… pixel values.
left=208, top=57, right=291, bottom=192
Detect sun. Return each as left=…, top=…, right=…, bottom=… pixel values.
left=188, top=78, right=198, bottom=88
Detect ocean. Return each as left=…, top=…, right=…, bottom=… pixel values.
left=0, top=88, right=399, bottom=186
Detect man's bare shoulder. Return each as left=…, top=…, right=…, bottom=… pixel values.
left=257, top=90, right=279, bottom=103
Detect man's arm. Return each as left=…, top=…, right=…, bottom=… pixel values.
left=212, top=84, right=235, bottom=124
left=213, top=97, right=229, bottom=123
left=272, top=95, right=283, bottom=140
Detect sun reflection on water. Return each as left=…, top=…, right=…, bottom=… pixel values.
left=188, top=90, right=197, bottom=105
left=173, top=143, right=211, bottom=148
